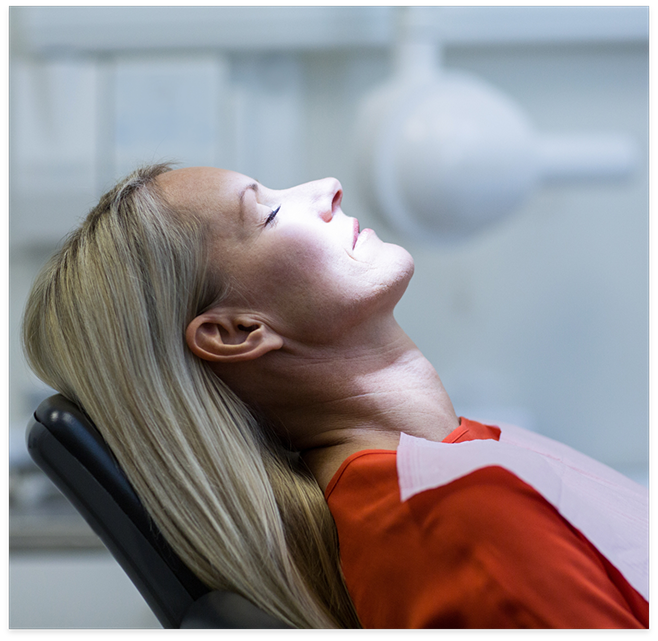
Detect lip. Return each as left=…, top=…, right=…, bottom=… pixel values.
left=352, top=218, right=360, bottom=249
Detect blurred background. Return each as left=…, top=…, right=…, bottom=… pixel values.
left=8, top=6, right=649, bottom=628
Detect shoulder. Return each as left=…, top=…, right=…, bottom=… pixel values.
left=406, top=465, right=557, bottom=535
left=327, top=448, right=544, bottom=530
left=328, top=453, right=541, bottom=577
left=325, top=449, right=397, bottom=496
left=327, top=454, right=645, bottom=628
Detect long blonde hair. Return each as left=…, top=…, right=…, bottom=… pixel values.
left=22, top=164, right=360, bottom=628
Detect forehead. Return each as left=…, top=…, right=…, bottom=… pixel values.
left=156, top=166, right=253, bottom=230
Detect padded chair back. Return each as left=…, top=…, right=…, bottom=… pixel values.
left=26, top=393, right=289, bottom=629
left=26, top=394, right=289, bottom=629
left=27, top=394, right=203, bottom=626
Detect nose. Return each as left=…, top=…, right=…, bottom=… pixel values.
left=317, top=178, right=343, bottom=222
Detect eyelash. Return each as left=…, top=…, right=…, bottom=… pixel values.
left=264, top=205, right=281, bottom=226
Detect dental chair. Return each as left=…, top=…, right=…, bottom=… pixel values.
left=26, top=393, right=290, bottom=629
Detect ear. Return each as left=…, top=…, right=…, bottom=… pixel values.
left=185, top=309, right=283, bottom=363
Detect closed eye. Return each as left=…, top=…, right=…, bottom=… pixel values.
left=264, top=205, right=281, bottom=227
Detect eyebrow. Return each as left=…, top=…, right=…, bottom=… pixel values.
left=238, top=182, right=260, bottom=224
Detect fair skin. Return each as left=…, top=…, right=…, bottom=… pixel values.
left=157, top=167, right=460, bottom=491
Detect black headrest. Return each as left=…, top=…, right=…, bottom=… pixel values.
left=27, top=394, right=208, bottom=628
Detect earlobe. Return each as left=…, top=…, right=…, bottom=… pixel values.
left=186, top=310, right=283, bottom=363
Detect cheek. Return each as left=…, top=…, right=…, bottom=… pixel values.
left=266, top=227, right=342, bottom=282
left=230, top=236, right=330, bottom=304
left=250, top=239, right=356, bottom=328
left=265, top=241, right=342, bottom=305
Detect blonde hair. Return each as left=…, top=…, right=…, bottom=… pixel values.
left=22, top=164, right=360, bottom=628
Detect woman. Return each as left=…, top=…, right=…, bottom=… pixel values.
left=22, top=164, right=648, bottom=628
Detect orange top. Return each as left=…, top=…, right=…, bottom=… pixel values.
left=325, top=419, right=648, bottom=629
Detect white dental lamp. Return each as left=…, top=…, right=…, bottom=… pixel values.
left=354, top=10, right=638, bottom=243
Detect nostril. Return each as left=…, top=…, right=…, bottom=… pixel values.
left=318, top=178, right=343, bottom=221
left=331, top=189, right=343, bottom=218
left=332, top=188, right=343, bottom=212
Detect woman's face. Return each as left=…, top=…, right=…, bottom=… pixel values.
left=158, top=167, right=414, bottom=344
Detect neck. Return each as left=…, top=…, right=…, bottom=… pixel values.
left=216, top=317, right=459, bottom=491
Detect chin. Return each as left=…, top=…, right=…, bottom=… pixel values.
left=379, top=244, right=415, bottom=306
left=388, top=242, right=415, bottom=281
